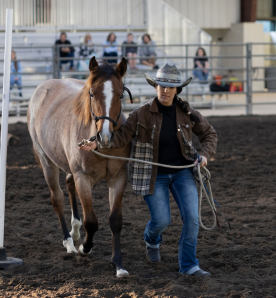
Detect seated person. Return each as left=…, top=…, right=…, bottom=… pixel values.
left=55, top=32, right=75, bottom=70
left=210, top=74, right=230, bottom=92
left=79, top=33, right=96, bottom=58
left=103, top=32, right=118, bottom=64
left=122, top=33, right=138, bottom=70
left=78, top=33, right=97, bottom=72
left=10, top=50, right=22, bottom=97
left=193, top=47, right=209, bottom=82
left=139, top=33, right=158, bottom=69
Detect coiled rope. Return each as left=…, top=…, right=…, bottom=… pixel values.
left=85, top=147, right=218, bottom=231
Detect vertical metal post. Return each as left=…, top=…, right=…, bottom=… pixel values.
left=210, top=44, right=213, bottom=108
left=185, top=44, right=189, bottom=101
left=52, top=46, right=56, bottom=79
left=53, top=44, right=60, bottom=79
left=246, top=43, right=252, bottom=115
left=143, top=0, right=147, bottom=26
left=0, top=9, right=23, bottom=270
left=0, top=9, right=13, bottom=248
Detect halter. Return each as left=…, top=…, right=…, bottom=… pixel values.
left=89, top=85, right=133, bottom=127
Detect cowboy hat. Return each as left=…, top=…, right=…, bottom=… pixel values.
left=144, top=63, right=192, bottom=88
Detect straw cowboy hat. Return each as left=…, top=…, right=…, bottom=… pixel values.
left=144, top=63, right=192, bottom=88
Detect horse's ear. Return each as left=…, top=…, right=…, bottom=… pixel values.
left=116, top=57, right=127, bottom=78
left=89, top=56, right=98, bottom=72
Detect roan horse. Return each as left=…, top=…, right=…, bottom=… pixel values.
left=27, top=57, right=131, bottom=277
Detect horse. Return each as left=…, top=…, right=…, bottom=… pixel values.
left=27, top=57, right=132, bottom=278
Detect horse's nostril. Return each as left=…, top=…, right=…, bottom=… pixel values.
left=110, top=132, right=114, bottom=142
left=97, top=131, right=102, bottom=143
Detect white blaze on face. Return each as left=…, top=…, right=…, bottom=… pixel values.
left=102, top=80, right=113, bottom=136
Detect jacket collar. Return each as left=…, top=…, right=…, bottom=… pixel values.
left=149, top=97, right=160, bottom=113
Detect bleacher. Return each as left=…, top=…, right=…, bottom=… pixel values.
left=0, top=31, right=211, bottom=115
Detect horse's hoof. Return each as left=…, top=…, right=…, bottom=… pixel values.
left=78, top=244, right=92, bottom=256
left=116, top=268, right=129, bottom=278
left=63, top=237, right=78, bottom=253
left=70, top=218, right=82, bottom=241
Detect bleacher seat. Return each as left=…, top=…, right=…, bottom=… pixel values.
left=0, top=30, right=214, bottom=115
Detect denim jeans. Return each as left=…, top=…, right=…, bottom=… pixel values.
left=143, top=168, right=200, bottom=274
left=60, top=52, right=74, bottom=68
left=10, top=77, right=22, bottom=96
left=103, top=51, right=118, bottom=64
left=193, top=68, right=208, bottom=82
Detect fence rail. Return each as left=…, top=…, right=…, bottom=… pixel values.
left=1, top=42, right=276, bottom=116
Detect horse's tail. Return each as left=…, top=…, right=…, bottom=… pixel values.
left=32, top=146, right=42, bottom=169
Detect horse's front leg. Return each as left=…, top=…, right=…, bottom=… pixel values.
left=74, top=174, right=98, bottom=255
left=66, top=173, right=82, bottom=242
left=107, top=168, right=129, bottom=278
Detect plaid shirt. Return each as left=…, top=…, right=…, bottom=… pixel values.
left=111, top=97, right=217, bottom=195
left=131, top=123, right=155, bottom=195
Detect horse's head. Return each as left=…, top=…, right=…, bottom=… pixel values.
left=85, top=57, right=127, bottom=149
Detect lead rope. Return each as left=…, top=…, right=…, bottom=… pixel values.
left=81, top=144, right=218, bottom=231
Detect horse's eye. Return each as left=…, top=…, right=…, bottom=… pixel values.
left=119, top=95, right=124, bottom=100
left=90, top=92, right=94, bottom=98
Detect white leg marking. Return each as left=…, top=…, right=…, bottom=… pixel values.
left=63, top=237, right=78, bottom=253
left=102, top=80, right=113, bottom=137
left=116, top=268, right=129, bottom=278
left=69, top=213, right=82, bottom=241
left=78, top=244, right=92, bottom=255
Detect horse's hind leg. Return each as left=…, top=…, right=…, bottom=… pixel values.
left=74, top=175, right=98, bottom=255
left=107, top=168, right=129, bottom=278
left=66, top=174, right=82, bottom=242
left=41, top=160, right=77, bottom=253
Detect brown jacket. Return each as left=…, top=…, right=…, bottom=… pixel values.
left=112, top=97, right=217, bottom=195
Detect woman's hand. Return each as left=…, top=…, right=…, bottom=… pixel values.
left=195, top=156, right=207, bottom=167
left=199, top=156, right=207, bottom=167
left=79, top=140, right=97, bottom=152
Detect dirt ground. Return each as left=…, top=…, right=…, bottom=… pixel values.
left=0, top=115, right=276, bottom=298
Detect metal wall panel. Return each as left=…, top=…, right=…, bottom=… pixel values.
left=0, top=0, right=145, bottom=28
left=164, top=0, right=240, bottom=29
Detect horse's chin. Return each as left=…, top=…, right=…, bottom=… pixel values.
left=98, top=143, right=111, bottom=149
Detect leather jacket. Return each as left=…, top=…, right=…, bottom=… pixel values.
left=111, top=97, right=218, bottom=195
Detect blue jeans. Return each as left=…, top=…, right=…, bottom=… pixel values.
left=60, top=52, right=74, bottom=68
left=144, top=168, right=199, bottom=274
left=103, top=51, right=118, bottom=64
left=10, top=77, right=22, bottom=96
left=10, top=76, right=22, bottom=89
left=193, top=68, right=208, bottom=82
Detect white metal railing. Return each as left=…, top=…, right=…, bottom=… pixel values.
left=1, top=42, right=276, bottom=116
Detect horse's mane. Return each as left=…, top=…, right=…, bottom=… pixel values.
left=73, top=61, right=121, bottom=125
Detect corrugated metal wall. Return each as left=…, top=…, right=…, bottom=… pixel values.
left=0, top=0, right=145, bottom=28
left=164, top=0, right=240, bottom=29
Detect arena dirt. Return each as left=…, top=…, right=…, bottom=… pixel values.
left=0, top=115, right=276, bottom=298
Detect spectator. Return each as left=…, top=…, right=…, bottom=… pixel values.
left=139, top=33, right=158, bottom=69
left=122, top=33, right=138, bottom=70
left=79, top=33, right=96, bottom=58
left=10, top=50, right=22, bottom=97
left=103, top=32, right=118, bottom=64
left=78, top=33, right=97, bottom=72
left=193, top=47, right=209, bottom=82
left=55, top=32, right=75, bottom=70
